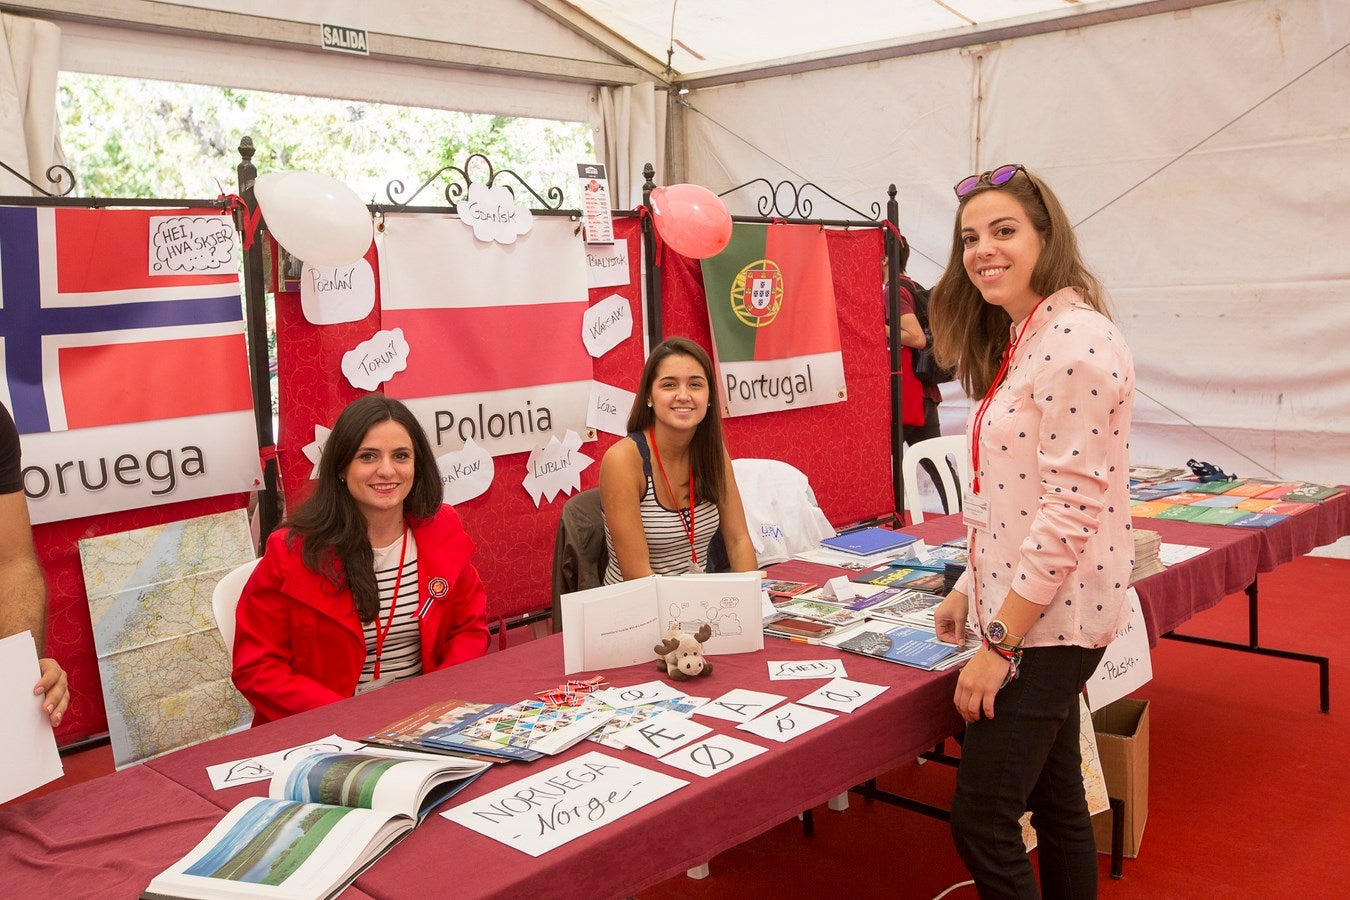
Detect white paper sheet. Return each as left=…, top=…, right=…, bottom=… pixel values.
left=736, top=702, right=837, bottom=743
left=796, top=678, right=889, bottom=713
left=442, top=751, right=686, bottom=856
left=589, top=681, right=686, bottom=710
left=1085, top=588, right=1153, bottom=711
left=659, top=734, right=767, bottom=778
left=1158, top=543, right=1210, bottom=566
left=205, top=734, right=365, bottom=791
left=300, top=258, right=376, bottom=324
left=585, top=242, right=630, bottom=289
left=766, top=658, right=849, bottom=680
left=341, top=327, right=409, bottom=391
left=694, top=688, right=786, bottom=723
left=522, top=430, right=594, bottom=507
left=436, top=437, right=495, bottom=505
left=148, top=214, right=236, bottom=275
left=581, top=293, right=633, bottom=357
left=586, top=381, right=636, bottom=437
left=0, top=632, right=63, bottom=804
left=611, top=710, right=713, bottom=757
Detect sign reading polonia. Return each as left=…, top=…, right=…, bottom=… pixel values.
left=700, top=223, right=846, bottom=417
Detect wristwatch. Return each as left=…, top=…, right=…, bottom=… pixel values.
left=986, top=619, right=1024, bottom=651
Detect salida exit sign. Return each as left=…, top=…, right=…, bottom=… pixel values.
left=321, top=23, right=369, bottom=55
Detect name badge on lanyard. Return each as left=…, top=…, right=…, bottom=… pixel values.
left=354, top=673, right=395, bottom=696
left=963, top=489, right=991, bottom=532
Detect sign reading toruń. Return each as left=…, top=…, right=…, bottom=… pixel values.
left=321, top=24, right=369, bottom=56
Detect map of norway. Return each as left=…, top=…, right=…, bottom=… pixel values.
left=700, top=222, right=846, bottom=418
left=0, top=205, right=262, bottom=524
left=78, top=509, right=256, bottom=768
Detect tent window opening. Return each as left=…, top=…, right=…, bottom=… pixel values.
left=55, top=72, right=595, bottom=205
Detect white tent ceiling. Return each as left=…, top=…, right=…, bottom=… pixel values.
left=565, top=0, right=1214, bottom=83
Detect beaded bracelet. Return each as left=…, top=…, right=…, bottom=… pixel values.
left=984, top=639, right=1023, bottom=688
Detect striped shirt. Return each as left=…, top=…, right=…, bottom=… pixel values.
left=358, top=531, right=423, bottom=684
left=603, top=431, right=720, bottom=584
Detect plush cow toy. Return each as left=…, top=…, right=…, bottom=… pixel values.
left=654, top=622, right=713, bottom=680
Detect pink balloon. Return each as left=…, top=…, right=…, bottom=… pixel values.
left=649, top=183, right=733, bottom=259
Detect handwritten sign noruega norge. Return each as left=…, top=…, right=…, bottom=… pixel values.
left=441, top=751, right=686, bottom=856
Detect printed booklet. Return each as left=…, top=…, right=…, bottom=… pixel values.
left=143, top=750, right=488, bottom=900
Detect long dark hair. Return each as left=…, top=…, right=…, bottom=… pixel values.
left=930, top=166, right=1105, bottom=398
left=625, top=337, right=729, bottom=505
left=286, top=395, right=443, bottom=622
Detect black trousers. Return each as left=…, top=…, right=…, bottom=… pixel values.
left=950, top=645, right=1107, bottom=900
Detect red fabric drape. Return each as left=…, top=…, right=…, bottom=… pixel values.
left=658, top=228, right=894, bottom=527
left=33, top=493, right=249, bottom=745
left=274, top=218, right=647, bottom=625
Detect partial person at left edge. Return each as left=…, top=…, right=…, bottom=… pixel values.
left=232, top=395, right=489, bottom=726
left=0, top=401, right=69, bottom=728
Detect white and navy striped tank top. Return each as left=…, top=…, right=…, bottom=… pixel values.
left=358, top=531, right=423, bottom=684
left=603, top=431, right=719, bottom=584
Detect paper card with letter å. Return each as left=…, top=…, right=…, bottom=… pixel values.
left=442, top=750, right=686, bottom=857
left=561, top=573, right=764, bottom=674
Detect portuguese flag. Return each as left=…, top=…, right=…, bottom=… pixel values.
left=700, top=223, right=846, bottom=417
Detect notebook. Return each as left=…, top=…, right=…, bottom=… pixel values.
left=818, top=527, right=917, bottom=557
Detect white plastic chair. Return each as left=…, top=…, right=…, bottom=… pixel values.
left=900, top=435, right=969, bottom=524
left=212, top=559, right=259, bottom=663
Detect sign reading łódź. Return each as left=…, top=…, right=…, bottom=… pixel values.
left=700, top=223, right=846, bottom=417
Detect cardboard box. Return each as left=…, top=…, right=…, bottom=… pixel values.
left=1090, top=697, right=1149, bottom=858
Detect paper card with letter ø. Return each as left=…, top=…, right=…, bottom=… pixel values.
left=730, top=259, right=784, bottom=327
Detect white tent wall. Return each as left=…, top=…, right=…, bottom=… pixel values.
left=683, top=0, right=1350, bottom=489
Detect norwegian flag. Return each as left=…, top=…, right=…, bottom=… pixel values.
left=0, top=205, right=261, bottom=523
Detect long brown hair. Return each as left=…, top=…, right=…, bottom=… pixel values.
left=286, top=395, right=443, bottom=623
left=929, top=167, right=1106, bottom=398
left=625, top=337, right=729, bottom=504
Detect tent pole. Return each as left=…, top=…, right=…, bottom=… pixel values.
left=886, top=183, right=905, bottom=520
left=236, top=137, right=281, bottom=545
left=641, top=162, right=662, bottom=350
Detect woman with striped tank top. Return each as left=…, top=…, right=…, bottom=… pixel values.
left=600, top=337, right=756, bottom=583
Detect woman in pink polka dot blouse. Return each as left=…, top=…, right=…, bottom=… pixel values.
left=928, top=164, right=1135, bottom=899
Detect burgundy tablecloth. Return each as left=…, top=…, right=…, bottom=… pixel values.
left=137, top=634, right=961, bottom=899
left=0, top=766, right=220, bottom=896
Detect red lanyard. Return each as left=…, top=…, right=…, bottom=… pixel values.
left=371, top=522, right=409, bottom=681
left=648, top=428, right=697, bottom=565
left=970, top=303, right=1042, bottom=494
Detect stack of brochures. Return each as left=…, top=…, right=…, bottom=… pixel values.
left=1130, top=529, right=1164, bottom=583
left=418, top=699, right=614, bottom=759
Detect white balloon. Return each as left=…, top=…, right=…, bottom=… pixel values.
left=254, top=171, right=372, bottom=267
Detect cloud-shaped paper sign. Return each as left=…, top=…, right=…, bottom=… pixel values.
left=582, top=293, right=633, bottom=358
left=300, top=258, right=376, bottom=325
left=149, top=215, right=237, bottom=275
left=437, top=437, right=495, bottom=505
left=458, top=181, right=534, bottom=244
left=342, top=328, right=410, bottom=391
left=522, top=430, right=593, bottom=507
left=302, top=424, right=333, bottom=480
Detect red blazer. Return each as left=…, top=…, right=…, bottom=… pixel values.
left=232, top=505, right=489, bottom=725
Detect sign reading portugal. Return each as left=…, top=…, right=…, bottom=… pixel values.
left=702, top=224, right=846, bottom=417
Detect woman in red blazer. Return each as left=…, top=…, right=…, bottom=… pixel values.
left=232, top=395, right=489, bottom=725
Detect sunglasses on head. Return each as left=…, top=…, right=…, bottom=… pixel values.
left=954, top=164, right=1027, bottom=198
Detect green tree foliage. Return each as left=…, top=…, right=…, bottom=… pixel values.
left=57, top=73, right=595, bottom=205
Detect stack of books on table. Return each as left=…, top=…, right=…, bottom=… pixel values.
left=1130, top=529, right=1164, bottom=583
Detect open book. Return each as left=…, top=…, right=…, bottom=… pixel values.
left=143, top=750, right=487, bottom=900
left=560, top=572, right=764, bottom=674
